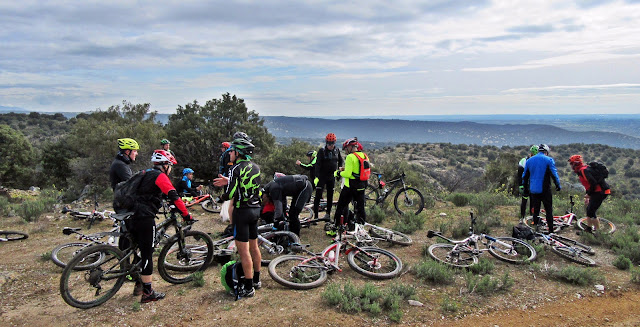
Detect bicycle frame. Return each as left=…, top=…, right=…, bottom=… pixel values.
left=370, top=172, right=409, bottom=204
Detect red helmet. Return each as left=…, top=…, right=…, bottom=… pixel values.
left=151, top=149, right=177, bottom=165
left=221, top=142, right=231, bottom=149
left=325, top=133, right=337, bottom=142
left=342, top=137, right=358, bottom=150
left=356, top=142, right=363, bottom=151
left=568, top=155, right=583, bottom=166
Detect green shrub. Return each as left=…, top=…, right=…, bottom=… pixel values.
left=192, top=271, right=205, bottom=287
left=550, top=266, right=604, bottom=286
left=469, top=258, right=494, bottom=275
left=610, top=227, right=640, bottom=264
left=613, top=255, right=632, bottom=270
left=367, top=205, right=386, bottom=224
left=451, top=220, right=471, bottom=239
left=465, top=272, right=513, bottom=295
left=15, top=189, right=59, bottom=222
left=469, top=192, right=512, bottom=217
left=449, top=193, right=470, bottom=207
left=579, top=230, right=611, bottom=246
left=0, top=196, right=12, bottom=215
left=393, top=213, right=425, bottom=234
left=440, top=295, right=460, bottom=314
left=631, top=266, right=640, bottom=284
left=321, top=282, right=344, bottom=306
left=415, top=260, right=455, bottom=284
left=529, top=241, right=545, bottom=259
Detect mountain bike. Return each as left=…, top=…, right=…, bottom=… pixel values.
left=524, top=195, right=616, bottom=234
left=427, top=212, right=537, bottom=268
left=199, top=182, right=223, bottom=213
left=211, top=226, right=301, bottom=266
left=62, top=201, right=114, bottom=229
left=51, top=226, right=120, bottom=269
left=59, top=210, right=214, bottom=309
left=268, top=219, right=403, bottom=290
left=365, top=171, right=425, bottom=215
left=532, top=230, right=596, bottom=266
left=0, top=230, right=28, bottom=242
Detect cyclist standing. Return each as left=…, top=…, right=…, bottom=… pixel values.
left=213, top=138, right=262, bottom=298
left=313, top=133, right=343, bottom=221
left=568, top=155, right=611, bottom=233
left=262, top=174, right=314, bottom=236
left=178, top=168, right=203, bottom=197
left=110, top=138, right=139, bottom=205
left=161, top=139, right=174, bottom=156
left=517, top=145, right=538, bottom=220
left=296, top=150, right=317, bottom=181
left=218, top=141, right=232, bottom=177
left=522, top=144, right=561, bottom=232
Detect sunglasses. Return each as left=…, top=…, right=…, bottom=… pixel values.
left=326, top=141, right=335, bottom=145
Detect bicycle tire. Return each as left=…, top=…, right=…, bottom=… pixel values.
left=259, top=231, right=301, bottom=266
left=268, top=255, right=328, bottom=290
left=488, top=237, right=537, bottom=264
left=368, top=225, right=413, bottom=246
left=364, top=184, right=380, bottom=209
left=427, top=243, right=478, bottom=268
left=523, top=216, right=562, bottom=233
left=157, top=230, right=214, bottom=284
left=0, top=230, right=29, bottom=241
left=59, top=244, right=126, bottom=309
left=347, top=247, right=403, bottom=279
left=51, top=242, right=104, bottom=269
left=201, top=199, right=222, bottom=213
left=550, top=234, right=595, bottom=255
left=393, top=187, right=424, bottom=215
left=577, top=217, right=616, bottom=234
left=298, top=206, right=314, bottom=225
left=551, top=246, right=596, bottom=266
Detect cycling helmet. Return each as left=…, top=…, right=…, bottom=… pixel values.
left=232, top=131, right=252, bottom=142
left=306, top=150, right=317, bottom=157
left=356, top=142, right=363, bottom=151
left=151, top=149, right=177, bottom=165
left=325, top=133, right=337, bottom=143
left=117, top=138, right=140, bottom=150
left=538, top=144, right=550, bottom=153
left=568, top=155, right=583, bottom=165
left=183, top=168, right=194, bottom=175
left=231, top=138, right=255, bottom=156
left=274, top=172, right=286, bottom=179
left=160, top=139, right=171, bottom=145
left=529, top=145, right=539, bottom=155
left=221, top=142, right=231, bottom=149
left=342, top=137, right=358, bottom=150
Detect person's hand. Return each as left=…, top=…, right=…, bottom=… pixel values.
left=213, top=174, right=229, bottom=187
left=182, top=213, right=194, bottom=223
left=196, top=185, right=203, bottom=191
left=215, top=197, right=224, bottom=203
left=339, top=167, right=345, bottom=171
left=555, top=185, right=561, bottom=192
left=584, top=195, right=590, bottom=205
left=295, top=159, right=301, bottom=165
left=518, top=185, right=524, bottom=195
left=314, top=177, right=319, bottom=186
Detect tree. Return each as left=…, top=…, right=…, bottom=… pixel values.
left=484, top=152, right=520, bottom=193
left=0, top=124, right=36, bottom=188
left=260, top=139, right=313, bottom=182
left=166, top=93, right=275, bottom=181
left=39, top=139, right=76, bottom=188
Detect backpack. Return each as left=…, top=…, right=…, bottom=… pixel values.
left=220, top=260, right=245, bottom=300
left=353, top=152, right=371, bottom=181
left=586, top=161, right=610, bottom=190
left=512, top=222, right=534, bottom=241
left=113, top=169, right=150, bottom=210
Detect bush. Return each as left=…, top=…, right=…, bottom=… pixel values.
left=631, top=266, right=640, bottom=284
left=15, top=189, right=59, bottom=222
left=550, top=266, right=604, bottom=286
left=367, top=205, right=385, bottom=225
left=441, top=295, right=460, bottom=314
left=192, top=271, right=205, bottom=287
left=0, top=196, right=12, bottom=216
left=449, top=193, right=470, bottom=207
left=393, top=213, right=425, bottom=234
left=469, top=258, right=494, bottom=275
left=465, top=272, right=513, bottom=296
left=613, top=255, right=632, bottom=270
left=415, top=260, right=455, bottom=284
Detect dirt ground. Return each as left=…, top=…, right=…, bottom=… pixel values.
left=1, top=201, right=639, bottom=327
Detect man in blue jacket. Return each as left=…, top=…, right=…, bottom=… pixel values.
left=522, top=144, right=561, bottom=232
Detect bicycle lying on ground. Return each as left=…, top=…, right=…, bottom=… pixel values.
left=210, top=226, right=301, bottom=266
left=62, top=196, right=115, bottom=229
left=51, top=226, right=120, bottom=269
left=531, top=230, right=596, bottom=266
left=427, top=212, right=537, bottom=268
left=524, top=195, right=616, bottom=234
left=0, top=230, right=28, bottom=242
left=59, top=210, right=214, bottom=309
left=365, top=171, right=425, bottom=215
left=268, top=218, right=403, bottom=290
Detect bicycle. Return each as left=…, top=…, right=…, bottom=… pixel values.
left=59, top=210, right=214, bottom=309
left=365, top=171, right=425, bottom=215
left=211, top=227, right=301, bottom=267
left=62, top=196, right=115, bottom=229
left=427, top=212, right=537, bottom=268
left=198, top=182, right=223, bottom=213
left=268, top=219, right=403, bottom=290
left=524, top=195, right=616, bottom=234
left=532, top=230, right=596, bottom=266
left=0, top=230, right=28, bottom=242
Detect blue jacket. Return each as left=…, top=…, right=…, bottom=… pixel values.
left=522, top=153, right=561, bottom=194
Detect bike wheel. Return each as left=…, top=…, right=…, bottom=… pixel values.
left=427, top=243, right=478, bottom=268
left=157, top=230, right=214, bottom=284
left=268, top=255, right=328, bottom=290
left=201, top=199, right=222, bottom=213
left=550, top=234, right=595, bottom=255
left=51, top=242, right=104, bottom=269
left=523, top=216, right=562, bottom=233
left=551, top=246, right=596, bottom=266
left=393, top=187, right=424, bottom=215
left=368, top=225, right=412, bottom=246
left=577, top=217, right=616, bottom=234
left=298, top=206, right=314, bottom=225
left=259, top=231, right=301, bottom=266
left=364, top=185, right=380, bottom=209
left=0, top=230, right=28, bottom=241
left=488, top=237, right=537, bottom=264
left=59, top=244, right=126, bottom=309
left=347, top=247, right=403, bottom=279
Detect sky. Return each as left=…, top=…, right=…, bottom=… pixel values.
left=1, top=0, right=640, bottom=117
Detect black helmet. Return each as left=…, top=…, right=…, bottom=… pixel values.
left=306, top=150, right=317, bottom=157
left=231, top=138, right=255, bottom=156
left=232, top=131, right=252, bottom=142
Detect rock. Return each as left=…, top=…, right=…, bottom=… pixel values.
left=576, top=293, right=582, bottom=299
left=29, top=186, right=41, bottom=192
left=595, top=284, right=605, bottom=292
left=408, top=300, right=424, bottom=307
left=439, top=212, right=447, bottom=216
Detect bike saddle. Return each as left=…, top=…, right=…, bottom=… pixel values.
left=62, top=227, right=82, bottom=235
left=427, top=230, right=437, bottom=238
left=111, top=212, right=134, bottom=221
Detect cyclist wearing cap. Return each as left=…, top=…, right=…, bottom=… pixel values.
left=568, top=155, right=611, bottom=233
left=213, top=138, right=262, bottom=299
left=262, top=174, right=313, bottom=236
left=313, top=133, right=343, bottom=221
left=522, top=144, right=561, bottom=232
left=160, top=139, right=174, bottom=155
left=517, top=145, right=538, bottom=219
left=178, top=168, right=203, bottom=197
left=296, top=150, right=317, bottom=181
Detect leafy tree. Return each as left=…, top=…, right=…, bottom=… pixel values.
left=0, top=124, right=36, bottom=188
left=165, top=93, right=275, bottom=181
left=484, top=152, right=520, bottom=193
left=39, top=139, right=76, bottom=188
left=260, top=139, right=313, bottom=183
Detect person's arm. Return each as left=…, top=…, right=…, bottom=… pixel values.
left=220, top=166, right=239, bottom=202
left=582, top=168, right=598, bottom=195
left=549, top=158, right=561, bottom=190
left=314, top=148, right=323, bottom=179
left=155, top=173, right=189, bottom=217
left=340, top=155, right=356, bottom=179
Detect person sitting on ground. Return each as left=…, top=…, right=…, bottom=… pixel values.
left=178, top=168, right=203, bottom=197
left=568, top=155, right=611, bottom=233
left=262, top=173, right=314, bottom=236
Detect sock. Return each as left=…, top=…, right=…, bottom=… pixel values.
left=253, top=271, right=260, bottom=283
left=143, top=282, right=152, bottom=294
left=243, top=277, right=253, bottom=290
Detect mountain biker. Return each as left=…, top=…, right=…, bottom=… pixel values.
left=517, top=145, right=538, bottom=219
left=161, top=139, right=174, bottom=156
left=178, top=168, right=203, bottom=197
left=131, top=149, right=193, bottom=303
left=110, top=138, right=139, bottom=213
left=313, top=133, right=343, bottom=221
left=213, top=138, right=262, bottom=299
left=328, top=137, right=368, bottom=236
left=262, top=174, right=314, bottom=236
left=219, top=132, right=251, bottom=177
left=522, top=144, right=561, bottom=232
left=296, top=150, right=317, bottom=181
left=568, top=155, right=611, bottom=233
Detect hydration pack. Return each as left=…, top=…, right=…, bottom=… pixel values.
left=353, top=152, right=371, bottom=181
left=220, top=260, right=245, bottom=300
left=113, top=169, right=150, bottom=210
left=512, top=222, right=535, bottom=241
left=587, top=161, right=609, bottom=187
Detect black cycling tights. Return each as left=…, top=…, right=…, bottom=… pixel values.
left=128, top=217, right=156, bottom=276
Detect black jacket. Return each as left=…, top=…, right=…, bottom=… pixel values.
left=314, top=146, right=343, bottom=181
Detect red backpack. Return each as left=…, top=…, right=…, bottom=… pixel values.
left=353, top=152, right=371, bottom=181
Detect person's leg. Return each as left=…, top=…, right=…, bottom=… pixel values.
left=332, top=188, right=351, bottom=228
left=325, top=179, right=336, bottom=219
left=520, top=196, right=528, bottom=219
left=542, top=192, right=554, bottom=232
left=288, top=206, right=301, bottom=236
left=530, top=194, right=542, bottom=225
left=587, top=193, right=607, bottom=231
left=314, top=182, right=324, bottom=219
left=354, top=188, right=366, bottom=224
left=132, top=218, right=164, bottom=303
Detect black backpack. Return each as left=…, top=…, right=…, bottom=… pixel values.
left=113, top=169, right=150, bottom=210
left=587, top=162, right=610, bottom=189
left=512, top=222, right=534, bottom=241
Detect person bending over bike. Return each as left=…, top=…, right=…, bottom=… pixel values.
left=296, top=150, right=317, bottom=181
left=517, top=145, right=538, bottom=219
left=262, top=174, right=314, bottom=236
left=568, top=155, right=611, bottom=233
left=214, top=138, right=262, bottom=299
left=522, top=144, right=561, bottom=233
left=131, top=149, right=193, bottom=303
left=328, top=138, right=367, bottom=236
left=314, top=133, right=343, bottom=221
left=178, top=168, right=203, bottom=197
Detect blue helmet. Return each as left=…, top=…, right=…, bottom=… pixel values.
left=183, top=168, right=194, bottom=175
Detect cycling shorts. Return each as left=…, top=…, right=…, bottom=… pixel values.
left=233, top=207, right=260, bottom=242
